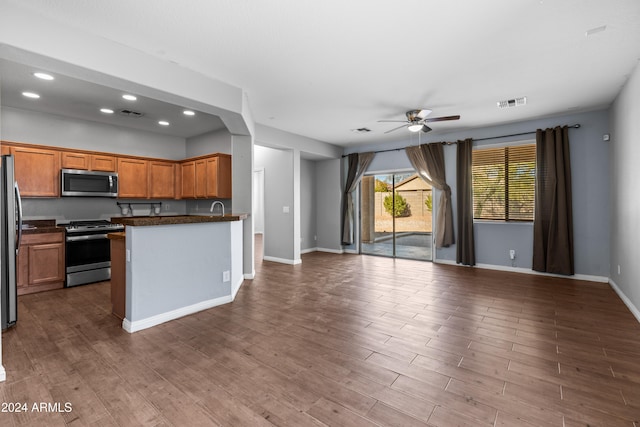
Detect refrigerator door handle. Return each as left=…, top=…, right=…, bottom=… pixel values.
left=15, top=182, right=22, bottom=255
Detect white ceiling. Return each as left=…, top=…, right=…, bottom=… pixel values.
left=2, top=0, right=640, bottom=147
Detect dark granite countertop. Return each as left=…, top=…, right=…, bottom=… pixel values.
left=111, top=213, right=248, bottom=227
left=22, top=219, right=65, bottom=235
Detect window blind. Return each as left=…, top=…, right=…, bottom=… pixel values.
left=472, top=144, right=536, bottom=221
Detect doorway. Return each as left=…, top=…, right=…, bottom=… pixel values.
left=253, top=168, right=265, bottom=262
left=360, top=172, right=433, bottom=261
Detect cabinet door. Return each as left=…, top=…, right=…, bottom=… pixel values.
left=91, top=155, right=116, bottom=172
left=117, top=158, right=149, bottom=198
left=61, top=151, right=90, bottom=170
left=195, top=159, right=207, bottom=198
left=17, top=247, right=29, bottom=291
left=149, top=161, right=175, bottom=199
left=28, top=243, right=65, bottom=285
left=11, top=146, right=60, bottom=197
left=206, top=155, right=232, bottom=198
left=180, top=161, right=195, bottom=198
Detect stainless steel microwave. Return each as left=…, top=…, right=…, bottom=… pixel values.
left=61, top=169, right=118, bottom=197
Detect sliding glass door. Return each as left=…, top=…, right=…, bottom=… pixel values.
left=360, top=172, right=432, bottom=261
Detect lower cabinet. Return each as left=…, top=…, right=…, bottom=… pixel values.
left=108, top=234, right=125, bottom=320
left=17, top=232, right=65, bottom=295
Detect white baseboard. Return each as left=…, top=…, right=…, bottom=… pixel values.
left=0, top=364, right=6, bottom=382
left=244, top=271, right=255, bottom=280
left=123, top=295, right=233, bottom=333
left=231, top=277, right=243, bottom=300
left=317, top=247, right=345, bottom=254
left=263, top=255, right=301, bottom=265
left=433, top=259, right=608, bottom=283
left=301, top=247, right=317, bottom=254
left=609, top=279, right=640, bottom=323
left=343, top=248, right=358, bottom=254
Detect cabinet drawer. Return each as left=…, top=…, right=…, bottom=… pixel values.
left=21, top=232, right=64, bottom=246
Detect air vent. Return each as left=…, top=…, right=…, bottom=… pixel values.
left=118, top=109, right=144, bottom=118
left=351, top=127, right=371, bottom=133
left=497, top=97, right=527, bottom=109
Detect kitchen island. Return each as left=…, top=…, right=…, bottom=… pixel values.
left=110, top=214, right=247, bottom=333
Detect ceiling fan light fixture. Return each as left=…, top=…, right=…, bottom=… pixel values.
left=408, top=124, right=423, bottom=132
left=421, top=124, right=432, bottom=133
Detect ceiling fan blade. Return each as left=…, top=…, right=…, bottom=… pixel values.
left=416, top=109, right=432, bottom=119
left=377, top=119, right=409, bottom=123
left=425, top=115, right=461, bottom=122
left=384, top=124, right=408, bottom=134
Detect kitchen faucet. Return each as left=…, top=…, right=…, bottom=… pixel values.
left=210, top=201, right=225, bottom=217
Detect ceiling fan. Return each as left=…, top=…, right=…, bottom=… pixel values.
left=378, top=109, right=460, bottom=134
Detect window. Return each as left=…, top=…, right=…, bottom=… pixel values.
left=472, top=144, right=536, bottom=221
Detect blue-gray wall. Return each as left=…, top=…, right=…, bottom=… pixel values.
left=345, top=109, right=610, bottom=278
left=609, top=61, right=640, bottom=320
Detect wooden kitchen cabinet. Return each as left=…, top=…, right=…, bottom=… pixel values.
left=90, top=154, right=116, bottom=171
left=205, top=155, right=232, bottom=198
left=180, top=161, right=196, bottom=198
left=108, top=233, right=125, bottom=320
left=62, top=151, right=116, bottom=172
left=61, top=151, right=90, bottom=170
left=17, top=232, right=65, bottom=295
left=148, top=160, right=176, bottom=199
left=117, top=157, right=149, bottom=198
left=178, top=154, right=232, bottom=199
left=10, top=146, right=60, bottom=197
left=195, top=159, right=207, bottom=198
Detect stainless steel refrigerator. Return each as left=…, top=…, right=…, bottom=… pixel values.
left=1, top=155, right=22, bottom=329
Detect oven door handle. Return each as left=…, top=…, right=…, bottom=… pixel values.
left=66, top=234, right=109, bottom=242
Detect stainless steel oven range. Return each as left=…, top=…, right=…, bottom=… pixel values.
left=64, top=220, right=124, bottom=287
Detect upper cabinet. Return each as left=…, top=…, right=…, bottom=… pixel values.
left=91, top=154, right=116, bottom=172
left=148, top=160, right=176, bottom=199
left=206, top=155, right=232, bottom=198
left=61, top=151, right=116, bottom=172
left=10, top=145, right=60, bottom=197
left=178, top=154, right=232, bottom=199
left=179, top=161, right=196, bottom=199
left=2, top=141, right=230, bottom=200
left=117, top=157, right=149, bottom=198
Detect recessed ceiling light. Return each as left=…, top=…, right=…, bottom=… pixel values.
left=158, top=120, right=170, bottom=126
left=33, top=72, right=54, bottom=81
left=183, top=110, right=195, bottom=116
left=122, top=94, right=137, bottom=101
left=22, top=91, right=40, bottom=99
left=100, top=108, right=114, bottom=114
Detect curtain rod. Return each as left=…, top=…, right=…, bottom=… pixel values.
left=342, top=124, right=581, bottom=156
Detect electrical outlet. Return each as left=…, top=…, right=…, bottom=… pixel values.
left=126, top=249, right=131, bottom=262
left=164, top=203, right=170, bottom=211
left=618, top=264, right=621, bottom=275
left=509, top=249, right=516, bottom=260
left=223, top=270, right=230, bottom=282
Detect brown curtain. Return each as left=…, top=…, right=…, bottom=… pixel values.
left=405, top=144, right=454, bottom=247
left=456, top=139, right=475, bottom=265
left=342, top=152, right=375, bottom=245
left=532, top=126, right=574, bottom=275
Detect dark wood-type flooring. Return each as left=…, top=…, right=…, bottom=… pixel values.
left=1, top=244, right=639, bottom=426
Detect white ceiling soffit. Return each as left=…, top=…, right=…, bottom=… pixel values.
left=2, top=0, right=640, bottom=147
